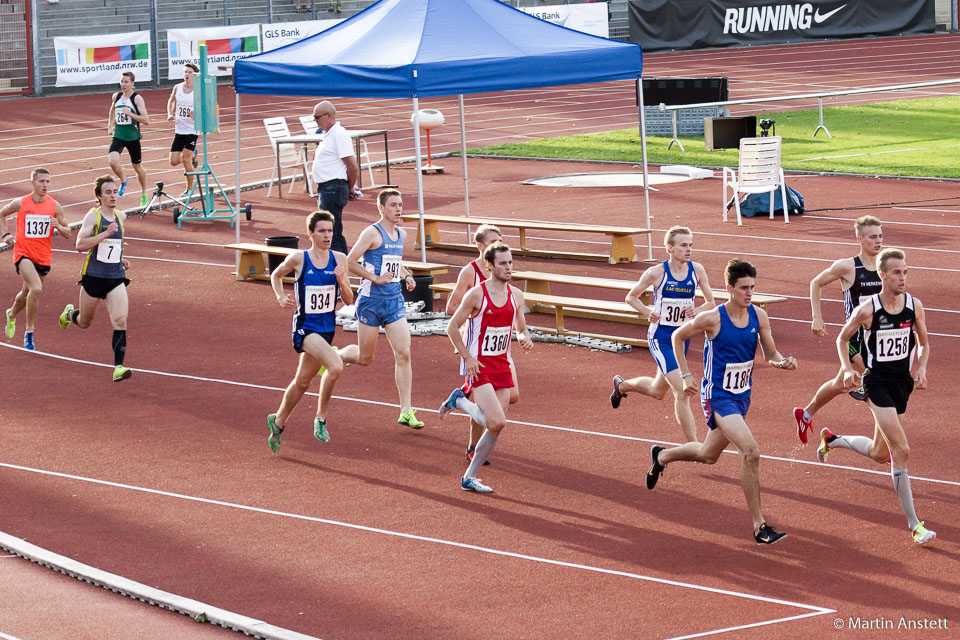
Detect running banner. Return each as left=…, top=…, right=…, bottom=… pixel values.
left=54, top=31, right=151, bottom=87
left=521, top=3, right=609, bottom=38
left=261, top=19, right=345, bottom=51
left=628, top=0, right=935, bottom=51
left=168, top=25, right=261, bottom=79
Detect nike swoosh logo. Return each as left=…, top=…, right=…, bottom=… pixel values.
left=814, top=5, right=846, bottom=23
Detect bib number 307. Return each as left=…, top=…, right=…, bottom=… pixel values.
left=722, top=361, right=753, bottom=394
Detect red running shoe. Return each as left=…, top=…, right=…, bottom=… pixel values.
left=793, top=407, right=812, bottom=444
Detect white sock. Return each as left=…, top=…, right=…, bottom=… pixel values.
left=803, top=409, right=812, bottom=422
left=892, top=468, right=921, bottom=531
left=464, top=431, right=498, bottom=479
left=456, top=395, right=486, bottom=428
left=828, top=434, right=872, bottom=457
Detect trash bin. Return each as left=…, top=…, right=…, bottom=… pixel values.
left=265, top=236, right=299, bottom=273
left=402, top=274, right=434, bottom=312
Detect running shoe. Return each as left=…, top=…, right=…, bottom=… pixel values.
left=610, top=374, right=626, bottom=409
left=461, top=477, right=493, bottom=493
left=438, top=388, right=466, bottom=420
left=465, top=444, right=491, bottom=466
left=754, top=522, right=787, bottom=545
left=23, top=332, right=35, bottom=351
left=793, top=406, right=812, bottom=444
left=59, top=303, right=74, bottom=329
left=398, top=409, right=424, bottom=429
left=112, top=365, right=132, bottom=382
left=180, top=190, right=191, bottom=198
left=4, top=308, right=14, bottom=339
left=817, top=427, right=836, bottom=464
left=316, top=346, right=339, bottom=377
left=848, top=381, right=867, bottom=402
left=140, top=194, right=148, bottom=207
left=313, top=417, right=330, bottom=443
left=646, top=445, right=666, bottom=490
left=267, top=413, right=284, bottom=452
left=118, top=179, right=128, bottom=196
left=912, top=521, right=936, bottom=545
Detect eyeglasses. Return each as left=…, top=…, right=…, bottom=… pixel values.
left=313, top=113, right=330, bottom=120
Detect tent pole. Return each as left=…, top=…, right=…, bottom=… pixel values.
left=459, top=94, right=470, bottom=235
left=412, top=97, right=427, bottom=263
left=234, top=91, right=241, bottom=268
left=637, top=77, right=653, bottom=262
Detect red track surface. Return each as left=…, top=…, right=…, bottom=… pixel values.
left=1, top=34, right=959, bottom=639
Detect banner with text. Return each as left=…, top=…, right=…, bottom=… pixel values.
left=168, top=25, right=260, bottom=79
left=54, top=31, right=151, bottom=87
left=522, top=3, right=609, bottom=38
left=628, top=0, right=934, bottom=51
left=261, top=19, right=345, bottom=51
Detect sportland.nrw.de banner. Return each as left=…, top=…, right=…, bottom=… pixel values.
left=522, top=3, right=609, bottom=38
left=628, top=0, right=935, bottom=51
left=261, top=19, right=344, bottom=51
left=168, top=25, right=260, bottom=79
left=54, top=31, right=151, bottom=87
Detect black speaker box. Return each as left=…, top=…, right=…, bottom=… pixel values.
left=640, top=78, right=728, bottom=106
left=704, top=116, right=757, bottom=151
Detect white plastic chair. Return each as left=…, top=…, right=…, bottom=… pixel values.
left=722, top=136, right=789, bottom=226
left=263, top=116, right=309, bottom=199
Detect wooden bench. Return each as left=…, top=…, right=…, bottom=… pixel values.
left=223, top=243, right=449, bottom=284
left=401, top=214, right=651, bottom=264
left=511, top=270, right=788, bottom=309
left=431, top=281, right=649, bottom=347
left=432, top=274, right=788, bottom=347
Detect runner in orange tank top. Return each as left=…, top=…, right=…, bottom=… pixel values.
left=1, top=168, right=72, bottom=350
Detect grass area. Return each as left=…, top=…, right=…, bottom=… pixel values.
left=469, top=96, right=960, bottom=179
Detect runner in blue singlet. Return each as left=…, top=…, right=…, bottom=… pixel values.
left=645, top=259, right=798, bottom=545
left=266, top=210, right=353, bottom=452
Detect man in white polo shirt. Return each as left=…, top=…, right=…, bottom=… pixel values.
left=311, top=101, right=360, bottom=254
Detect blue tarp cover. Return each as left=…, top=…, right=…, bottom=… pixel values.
left=234, top=0, right=642, bottom=97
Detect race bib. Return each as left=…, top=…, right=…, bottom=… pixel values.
left=380, top=255, right=401, bottom=282
left=659, top=298, right=694, bottom=327
left=722, top=361, right=753, bottom=394
left=115, top=106, right=131, bottom=125
left=97, top=238, right=122, bottom=264
left=875, top=327, right=910, bottom=362
left=481, top=326, right=511, bottom=356
left=24, top=214, right=51, bottom=239
left=177, top=105, right=193, bottom=119
left=305, top=284, right=336, bottom=314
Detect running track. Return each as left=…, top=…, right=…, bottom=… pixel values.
left=1, top=34, right=959, bottom=639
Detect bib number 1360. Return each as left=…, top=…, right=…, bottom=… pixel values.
left=481, top=326, right=510, bottom=356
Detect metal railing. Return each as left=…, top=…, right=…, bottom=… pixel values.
left=657, top=78, right=960, bottom=151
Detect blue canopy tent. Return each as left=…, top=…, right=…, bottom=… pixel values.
left=231, top=0, right=649, bottom=260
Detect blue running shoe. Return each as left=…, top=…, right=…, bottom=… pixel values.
left=438, top=388, right=466, bottom=420
left=24, top=332, right=35, bottom=351
left=118, top=179, right=128, bottom=196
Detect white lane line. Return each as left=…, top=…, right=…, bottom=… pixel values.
left=0, top=633, right=26, bottom=640
left=804, top=215, right=960, bottom=230
left=0, top=460, right=834, bottom=618
left=3, top=342, right=959, bottom=486
left=667, top=611, right=834, bottom=640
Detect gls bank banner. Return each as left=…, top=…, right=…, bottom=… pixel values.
left=628, top=0, right=934, bottom=52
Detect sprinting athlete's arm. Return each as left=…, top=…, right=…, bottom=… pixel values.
left=75, top=210, right=116, bottom=253
left=625, top=264, right=664, bottom=322
left=446, top=262, right=477, bottom=315
left=166, top=85, right=178, bottom=122
left=270, top=252, right=305, bottom=310
left=108, top=93, right=117, bottom=134
left=332, top=250, right=354, bottom=306
left=672, top=308, right=720, bottom=397
left=757, top=306, right=797, bottom=370
left=810, top=257, right=854, bottom=336
left=345, top=226, right=390, bottom=284
left=53, top=201, right=72, bottom=240
left=447, top=284, right=484, bottom=378
left=510, top=287, right=533, bottom=352
left=837, top=301, right=872, bottom=388
left=690, top=261, right=716, bottom=318
left=912, top=298, right=929, bottom=389
left=131, top=93, right=150, bottom=126
left=0, top=198, right=21, bottom=243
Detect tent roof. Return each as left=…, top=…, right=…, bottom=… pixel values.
left=234, top=0, right=642, bottom=98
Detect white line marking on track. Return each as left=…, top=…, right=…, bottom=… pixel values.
left=805, top=215, right=960, bottom=230
left=667, top=611, right=833, bottom=640
left=3, top=342, right=958, bottom=485
left=0, top=633, right=26, bottom=640
left=0, top=460, right=835, bottom=620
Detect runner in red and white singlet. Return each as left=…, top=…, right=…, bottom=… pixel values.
left=442, top=242, right=533, bottom=494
